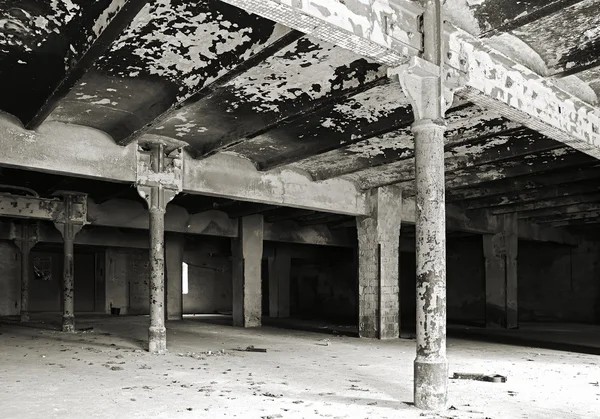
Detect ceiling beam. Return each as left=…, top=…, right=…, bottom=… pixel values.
left=527, top=210, right=600, bottom=225
left=490, top=193, right=600, bottom=215
left=517, top=202, right=600, bottom=219
left=447, top=165, right=600, bottom=202
left=395, top=148, right=595, bottom=194
left=297, top=107, right=520, bottom=181
left=348, top=129, right=561, bottom=189
left=399, top=196, right=579, bottom=245
left=219, top=0, right=422, bottom=66
left=221, top=0, right=600, bottom=158
left=0, top=116, right=370, bottom=217
left=25, top=0, right=149, bottom=129
left=117, top=30, right=305, bottom=147
left=478, top=0, right=587, bottom=36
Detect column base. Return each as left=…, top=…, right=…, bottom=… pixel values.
left=148, top=326, right=167, bottom=354
left=20, top=311, right=29, bottom=323
left=414, top=357, right=448, bottom=410
left=62, top=315, right=75, bottom=333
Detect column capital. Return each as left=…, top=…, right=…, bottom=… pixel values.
left=388, top=56, right=466, bottom=120
left=10, top=220, right=39, bottom=251
left=136, top=140, right=184, bottom=212
left=52, top=192, right=87, bottom=240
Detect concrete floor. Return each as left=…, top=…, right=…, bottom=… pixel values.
left=1, top=315, right=599, bottom=419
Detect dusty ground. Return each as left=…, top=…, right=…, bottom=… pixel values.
left=1, top=315, right=599, bottom=419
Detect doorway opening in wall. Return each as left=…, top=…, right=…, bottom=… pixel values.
left=182, top=262, right=188, bottom=295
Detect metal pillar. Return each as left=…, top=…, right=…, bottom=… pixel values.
left=54, top=194, right=85, bottom=332
left=412, top=118, right=448, bottom=409
left=136, top=141, right=183, bottom=354
left=12, top=222, right=38, bottom=322
left=388, top=0, right=462, bottom=409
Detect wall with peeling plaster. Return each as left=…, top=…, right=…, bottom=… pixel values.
left=519, top=241, right=600, bottom=323
left=0, top=241, right=20, bottom=316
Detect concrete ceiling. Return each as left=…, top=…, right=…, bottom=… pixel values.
left=1, top=0, right=600, bottom=234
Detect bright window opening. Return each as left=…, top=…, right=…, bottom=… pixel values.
left=182, top=262, right=189, bottom=295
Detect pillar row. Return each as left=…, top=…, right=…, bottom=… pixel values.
left=483, top=213, right=518, bottom=329
left=357, top=185, right=402, bottom=340
left=232, top=214, right=264, bottom=328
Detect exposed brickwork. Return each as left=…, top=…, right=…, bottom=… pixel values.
left=357, top=186, right=402, bottom=339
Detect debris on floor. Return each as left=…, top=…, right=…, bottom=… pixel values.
left=236, top=345, right=267, bottom=353
left=316, top=338, right=330, bottom=346
left=452, top=372, right=507, bottom=383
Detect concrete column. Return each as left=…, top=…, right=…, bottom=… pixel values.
left=268, top=245, right=291, bottom=318
left=484, top=213, right=518, bottom=329
left=356, top=186, right=402, bottom=339
left=166, top=233, right=185, bottom=321
left=12, top=222, right=38, bottom=323
left=54, top=195, right=84, bottom=333
left=232, top=215, right=264, bottom=327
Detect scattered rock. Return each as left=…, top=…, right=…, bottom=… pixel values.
left=110, top=366, right=123, bottom=371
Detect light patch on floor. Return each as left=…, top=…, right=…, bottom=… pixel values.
left=0, top=315, right=599, bottom=419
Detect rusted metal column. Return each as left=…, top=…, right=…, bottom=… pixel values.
left=149, top=198, right=166, bottom=354
left=389, top=0, right=460, bottom=408
left=12, top=222, right=38, bottom=323
left=413, top=119, right=448, bottom=409
left=136, top=140, right=183, bottom=354
left=54, top=194, right=86, bottom=333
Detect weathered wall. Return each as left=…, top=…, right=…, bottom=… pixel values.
left=519, top=240, right=600, bottom=323
left=0, top=240, right=20, bottom=316
left=447, top=236, right=486, bottom=325
left=290, top=247, right=357, bottom=324
left=183, top=237, right=232, bottom=314
left=105, top=248, right=149, bottom=315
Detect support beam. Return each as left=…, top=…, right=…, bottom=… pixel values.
left=448, top=165, right=600, bottom=202
left=25, top=1, right=150, bottom=129
left=221, top=0, right=600, bottom=157
left=268, top=245, right=291, bottom=318
left=165, top=233, right=185, bottom=321
left=136, top=142, right=183, bottom=354
left=356, top=186, right=402, bottom=339
left=0, top=117, right=369, bottom=217
left=349, top=129, right=560, bottom=189
left=448, top=30, right=600, bottom=159
left=483, top=213, right=518, bottom=329
left=231, top=215, right=264, bottom=327
left=53, top=193, right=86, bottom=332
left=10, top=221, right=38, bottom=322
left=219, top=0, right=422, bottom=66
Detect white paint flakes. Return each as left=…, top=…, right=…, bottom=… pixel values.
left=92, top=0, right=126, bottom=36
left=109, top=1, right=264, bottom=99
